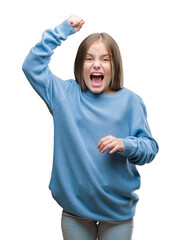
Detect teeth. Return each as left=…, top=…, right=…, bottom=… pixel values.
left=91, top=73, right=103, bottom=76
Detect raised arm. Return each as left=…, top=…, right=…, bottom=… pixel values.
left=22, top=15, right=84, bottom=111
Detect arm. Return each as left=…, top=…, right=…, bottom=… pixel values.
left=97, top=98, right=159, bottom=166
left=22, top=15, right=84, bottom=111
left=119, top=103, right=159, bottom=165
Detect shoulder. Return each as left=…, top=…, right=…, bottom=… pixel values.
left=123, top=87, right=147, bottom=115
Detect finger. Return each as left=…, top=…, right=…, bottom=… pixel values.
left=68, top=17, right=79, bottom=27
left=68, top=15, right=84, bottom=26
left=99, top=139, right=113, bottom=152
left=100, top=141, right=117, bottom=154
left=97, top=135, right=112, bottom=149
left=75, top=21, right=85, bottom=32
left=109, top=145, right=120, bottom=154
left=79, top=19, right=85, bottom=24
left=79, top=19, right=85, bottom=28
left=73, top=15, right=83, bottom=22
left=71, top=20, right=80, bottom=27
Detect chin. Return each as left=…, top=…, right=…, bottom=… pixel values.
left=86, top=82, right=105, bottom=93
left=88, top=87, right=104, bottom=93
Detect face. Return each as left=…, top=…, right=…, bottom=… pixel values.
left=83, top=41, right=112, bottom=94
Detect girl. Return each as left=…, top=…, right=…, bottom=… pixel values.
left=22, top=15, right=159, bottom=240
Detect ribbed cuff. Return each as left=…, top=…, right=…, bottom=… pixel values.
left=54, top=20, right=76, bottom=40
left=117, top=138, right=135, bottom=157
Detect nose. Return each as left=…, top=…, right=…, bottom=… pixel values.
left=93, top=59, right=101, bottom=69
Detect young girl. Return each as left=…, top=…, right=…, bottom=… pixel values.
left=22, top=15, right=159, bottom=240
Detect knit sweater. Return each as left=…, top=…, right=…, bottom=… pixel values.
left=22, top=20, right=159, bottom=222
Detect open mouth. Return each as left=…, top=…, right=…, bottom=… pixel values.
left=90, top=72, right=104, bottom=86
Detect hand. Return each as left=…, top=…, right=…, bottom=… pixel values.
left=67, top=15, right=85, bottom=32
left=97, top=135, right=124, bottom=154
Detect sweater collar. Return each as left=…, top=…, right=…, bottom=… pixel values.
left=84, top=87, right=125, bottom=99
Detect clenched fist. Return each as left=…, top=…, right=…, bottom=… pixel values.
left=67, top=15, right=85, bottom=32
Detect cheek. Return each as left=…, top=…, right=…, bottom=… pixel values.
left=105, top=65, right=112, bottom=79
left=104, top=62, right=112, bottom=74
left=83, top=70, right=88, bottom=80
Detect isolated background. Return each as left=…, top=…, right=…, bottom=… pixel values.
left=1, top=0, right=181, bottom=239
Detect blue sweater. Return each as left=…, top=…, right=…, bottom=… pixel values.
left=22, top=20, right=159, bottom=222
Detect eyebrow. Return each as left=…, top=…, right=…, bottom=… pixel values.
left=86, top=53, right=110, bottom=57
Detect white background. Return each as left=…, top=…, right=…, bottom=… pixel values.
left=1, top=0, right=181, bottom=239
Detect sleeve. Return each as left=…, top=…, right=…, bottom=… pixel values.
left=118, top=96, right=159, bottom=165
left=22, top=20, right=76, bottom=113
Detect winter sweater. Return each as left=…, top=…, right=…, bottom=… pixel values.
left=22, top=20, right=159, bottom=222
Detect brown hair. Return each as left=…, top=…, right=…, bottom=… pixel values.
left=74, top=32, right=124, bottom=92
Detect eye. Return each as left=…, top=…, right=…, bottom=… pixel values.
left=102, top=58, right=109, bottom=62
left=85, top=57, right=93, bottom=61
